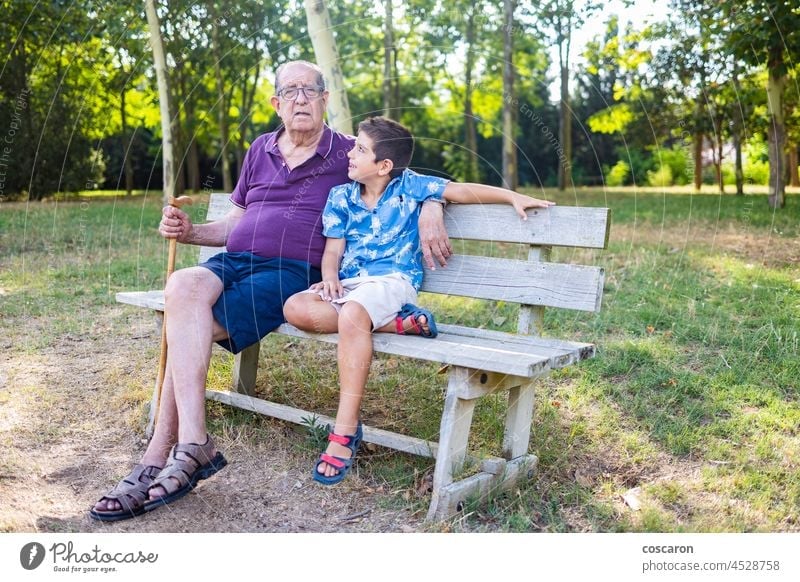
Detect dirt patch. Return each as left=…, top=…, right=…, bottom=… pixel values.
left=611, top=222, right=800, bottom=267
left=3, top=303, right=787, bottom=533
left=0, top=308, right=426, bottom=533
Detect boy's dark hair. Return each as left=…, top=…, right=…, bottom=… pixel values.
left=357, top=116, right=414, bottom=179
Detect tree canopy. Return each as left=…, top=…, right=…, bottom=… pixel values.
left=0, top=0, right=798, bottom=207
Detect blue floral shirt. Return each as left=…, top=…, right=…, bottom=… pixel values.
left=321, top=169, right=448, bottom=290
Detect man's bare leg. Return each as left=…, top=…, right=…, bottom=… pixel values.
left=145, top=266, right=227, bottom=501
left=93, top=266, right=227, bottom=512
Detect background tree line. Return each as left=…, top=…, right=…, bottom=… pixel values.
left=1, top=0, right=798, bottom=209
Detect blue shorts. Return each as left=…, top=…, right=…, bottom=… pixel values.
left=201, top=252, right=321, bottom=354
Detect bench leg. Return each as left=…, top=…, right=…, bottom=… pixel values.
left=145, top=312, right=165, bottom=440
left=502, top=381, right=535, bottom=459
left=427, top=367, right=477, bottom=521
left=232, top=342, right=260, bottom=396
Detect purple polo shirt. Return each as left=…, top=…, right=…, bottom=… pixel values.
left=227, top=125, right=354, bottom=267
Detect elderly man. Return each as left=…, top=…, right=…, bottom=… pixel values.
left=90, top=60, right=451, bottom=521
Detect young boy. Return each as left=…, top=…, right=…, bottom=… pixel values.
left=283, top=116, right=555, bottom=484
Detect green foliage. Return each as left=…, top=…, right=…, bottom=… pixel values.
left=588, top=104, right=634, bottom=135
left=652, top=145, right=691, bottom=186
left=1, top=0, right=797, bottom=208
left=300, top=414, right=330, bottom=451
left=743, top=138, right=770, bottom=185
left=646, top=164, right=673, bottom=187
left=604, top=160, right=630, bottom=186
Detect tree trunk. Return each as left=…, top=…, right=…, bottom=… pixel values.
left=557, top=65, right=572, bottom=190
left=235, top=58, right=260, bottom=182
left=502, top=0, right=518, bottom=190
left=556, top=10, right=573, bottom=192
left=463, top=8, right=479, bottom=183
left=209, top=5, right=233, bottom=193
left=186, top=139, right=200, bottom=193
left=788, top=145, right=799, bottom=187
left=181, top=70, right=200, bottom=194
left=766, top=70, right=786, bottom=208
left=120, top=89, right=134, bottom=197
left=733, top=129, right=744, bottom=195
left=693, top=132, right=703, bottom=191
left=716, top=131, right=725, bottom=194
left=304, top=0, right=353, bottom=134
left=145, top=0, right=176, bottom=206
left=732, top=64, right=744, bottom=195
left=383, top=0, right=395, bottom=119
left=716, top=130, right=724, bottom=194
left=693, top=91, right=704, bottom=191
left=172, top=110, right=185, bottom=195
left=173, top=69, right=187, bottom=196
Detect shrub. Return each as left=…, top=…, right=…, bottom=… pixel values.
left=656, top=146, right=691, bottom=186
left=743, top=137, right=769, bottom=185
left=605, top=160, right=631, bottom=186
left=646, top=164, right=673, bottom=187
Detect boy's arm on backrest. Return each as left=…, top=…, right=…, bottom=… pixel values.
left=443, top=183, right=554, bottom=218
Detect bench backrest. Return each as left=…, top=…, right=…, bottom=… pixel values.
left=199, top=193, right=610, bottom=333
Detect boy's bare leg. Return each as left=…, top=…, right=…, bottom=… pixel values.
left=319, top=301, right=373, bottom=478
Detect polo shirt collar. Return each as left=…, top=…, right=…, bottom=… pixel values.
left=344, top=170, right=407, bottom=207
left=263, top=124, right=335, bottom=158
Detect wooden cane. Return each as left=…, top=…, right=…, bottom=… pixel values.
left=148, top=195, right=193, bottom=439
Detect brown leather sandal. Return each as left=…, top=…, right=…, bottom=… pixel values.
left=89, top=464, right=163, bottom=522
left=145, top=435, right=227, bottom=509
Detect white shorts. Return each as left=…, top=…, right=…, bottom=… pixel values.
left=303, top=272, right=418, bottom=329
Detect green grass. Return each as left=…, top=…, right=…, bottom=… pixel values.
left=1, top=187, right=798, bottom=532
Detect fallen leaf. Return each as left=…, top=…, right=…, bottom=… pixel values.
left=622, top=487, right=642, bottom=511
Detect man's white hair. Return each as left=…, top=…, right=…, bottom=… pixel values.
left=275, top=60, right=325, bottom=91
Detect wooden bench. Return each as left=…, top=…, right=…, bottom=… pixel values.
left=117, top=193, right=610, bottom=521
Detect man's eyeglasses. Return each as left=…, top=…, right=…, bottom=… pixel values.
left=277, top=85, right=324, bottom=101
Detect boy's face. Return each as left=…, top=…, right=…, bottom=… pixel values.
left=347, top=132, right=391, bottom=183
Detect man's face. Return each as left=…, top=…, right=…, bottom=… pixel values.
left=271, top=64, right=328, bottom=134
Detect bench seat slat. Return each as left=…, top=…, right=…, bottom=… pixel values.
left=277, top=324, right=547, bottom=376
left=115, top=291, right=594, bottom=377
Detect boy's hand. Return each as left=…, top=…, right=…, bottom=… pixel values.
left=511, top=193, right=556, bottom=220
left=310, top=278, right=343, bottom=301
